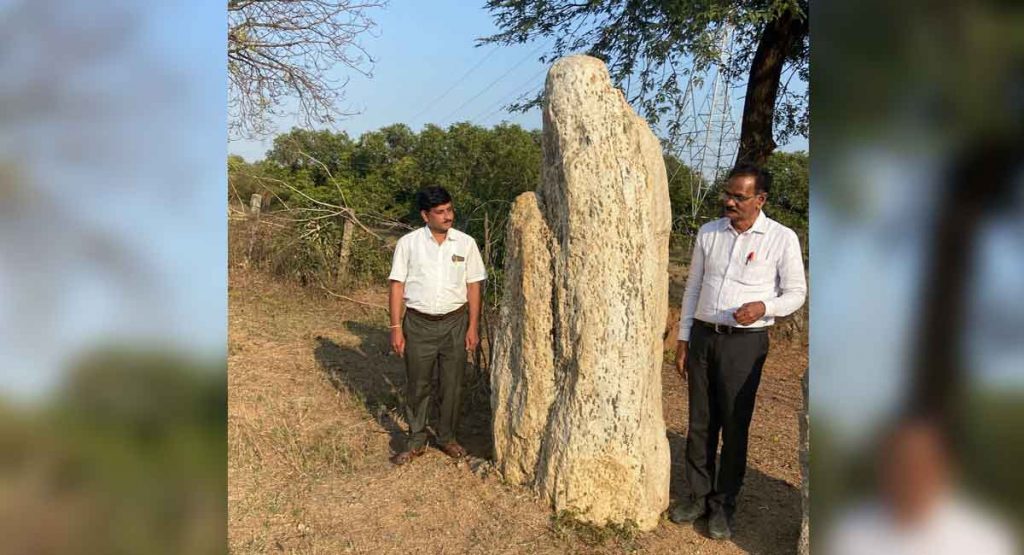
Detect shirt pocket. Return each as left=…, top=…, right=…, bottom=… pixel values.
left=447, top=251, right=468, bottom=286
left=736, top=260, right=774, bottom=287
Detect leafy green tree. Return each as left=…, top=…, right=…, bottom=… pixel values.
left=664, top=153, right=713, bottom=236
left=764, top=150, right=808, bottom=251
left=266, top=128, right=356, bottom=187
left=230, top=122, right=795, bottom=294
left=480, top=0, right=809, bottom=165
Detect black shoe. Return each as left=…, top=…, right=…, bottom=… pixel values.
left=669, top=496, right=706, bottom=523
left=707, top=507, right=733, bottom=540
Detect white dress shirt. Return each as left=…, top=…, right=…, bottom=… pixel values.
left=826, top=495, right=1016, bottom=555
left=388, top=226, right=487, bottom=315
left=678, top=209, right=807, bottom=341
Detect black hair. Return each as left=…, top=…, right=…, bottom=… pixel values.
left=416, top=186, right=453, bottom=212
left=727, top=163, right=773, bottom=195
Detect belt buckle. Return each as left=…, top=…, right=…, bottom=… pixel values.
left=713, top=323, right=727, bottom=334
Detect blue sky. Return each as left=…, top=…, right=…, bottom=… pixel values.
left=229, top=0, right=809, bottom=162
left=0, top=0, right=808, bottom=399
left=0, top=0, right=226, bottom=398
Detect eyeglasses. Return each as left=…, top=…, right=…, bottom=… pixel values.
left=719, top=190, right=760, bottom=203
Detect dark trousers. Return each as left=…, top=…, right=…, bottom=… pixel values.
left=402, top=307, right=468, bottom=450
left=684, top=322, right=770, bottom=514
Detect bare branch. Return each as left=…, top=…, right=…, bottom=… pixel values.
left=228, top=0, right=386, bottom=138
left=318, top=280, right=389, bottom=310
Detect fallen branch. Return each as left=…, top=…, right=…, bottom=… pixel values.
left=318, top=282, right=388, bottom=311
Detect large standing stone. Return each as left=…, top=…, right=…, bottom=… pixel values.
left=491, top=55, right=671, bottom=531
left=798, top=370, right=810, bottom=555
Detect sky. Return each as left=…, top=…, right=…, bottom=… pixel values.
left=228, top=0, right=809, bottom=162
left=0, top=0, right=808, bottom=400
left=810, top=144, right=1024, bottom=444
left=0, top=0, right=226, bottom=399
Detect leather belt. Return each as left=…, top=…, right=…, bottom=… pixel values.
left=406, top=304, right=467, bottom=322
left=696, top=319, right=768, bottom=335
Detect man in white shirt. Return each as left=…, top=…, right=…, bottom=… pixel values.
left=670, top=163, right=807, bottom=540
left=387, top=186, right=487, bottom=466
left=826, top=416, right=1016, bottom=555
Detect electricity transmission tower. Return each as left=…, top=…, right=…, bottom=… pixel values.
left=668, top=26, right=740, bottom=227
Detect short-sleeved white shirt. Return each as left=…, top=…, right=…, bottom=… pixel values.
left=388, top=226, right=487, bottom=315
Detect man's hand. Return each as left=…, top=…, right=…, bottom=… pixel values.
left=675, top=341, right=688, bottom=380
left=465, top=326, right=480, bottom=353
left=734, top=301, right=766, bottom=326
left=391, top=327, right=405, bottom=357
left=388, top=280, right=406, bottom=357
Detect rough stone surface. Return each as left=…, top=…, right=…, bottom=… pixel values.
left=798, top=370, right=810, bottom=555
left=491, top=55, right=671, bottom=531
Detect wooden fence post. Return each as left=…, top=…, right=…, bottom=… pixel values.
left=245, top=194, right=262, bottom=266
left=249, top=193, right=262, bottom=218
left=337, top=214, right=355, bottom=285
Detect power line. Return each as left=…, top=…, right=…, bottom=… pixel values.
left=469, top=66, right=548, bottom=124
left=436, top=40, right=551, bottom=126
left=407, top=44, right=502, bottom=125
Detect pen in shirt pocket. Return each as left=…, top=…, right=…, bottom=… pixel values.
left=745, top=251, right=755, bottom=265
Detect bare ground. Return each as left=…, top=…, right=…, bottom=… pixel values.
left=228, top=264, right=807, bottom=554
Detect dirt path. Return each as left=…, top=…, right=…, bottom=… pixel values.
left=228, top=267, right=807, bottom=554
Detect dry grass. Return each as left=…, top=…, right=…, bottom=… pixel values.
left=228, top=257, right=807, bottom=554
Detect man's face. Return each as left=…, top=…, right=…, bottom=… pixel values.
left=421, top=202, right=454, bottom=232
left=879, top=423, right=950, bottom=523
left=721, top=175, right=765, bottom=224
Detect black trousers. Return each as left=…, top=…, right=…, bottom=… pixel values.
left=684, top=322, right=770, bottom=514
left=402, top=307, right=468, bottom=450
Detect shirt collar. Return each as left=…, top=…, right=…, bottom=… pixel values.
left=422, top=225, right=455, bottom=243
left=751, top=209, right=769, bottom=234
left=726, top=209, right=768, bottom=235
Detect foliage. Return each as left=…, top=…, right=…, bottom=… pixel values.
left=231, top=123, right=542, bottom=292
left=665, top=150, right=808, bottom=251
left=1, top=349, right=225, bottom=554
left=480, top=0, right=809, bottom=149
left=665, top=153, right=716, bottom=237
left=229, top=125, right=807, bottom=294
left=764, top=150, right=808, bottom=252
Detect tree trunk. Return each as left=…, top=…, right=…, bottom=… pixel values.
left=736, top=5, right=808, bottom=166
left=336, top=215, right=355, bottom=286
left=909, top=139, right=1013, bottom=428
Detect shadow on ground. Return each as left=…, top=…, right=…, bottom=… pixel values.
left=312, top=320, right=799, bottom=551
left=667, top=430, right=801, bottom=553
left=313, top=321, right=494, bottom=459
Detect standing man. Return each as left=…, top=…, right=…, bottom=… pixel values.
left=670, top=164, right=807, bottom=539
left=387, top=186, right=486, bottom=466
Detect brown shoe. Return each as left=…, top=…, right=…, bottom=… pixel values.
left=439, top=442, right=467, bottom=459
left=389, top=446, right=426, bottom=466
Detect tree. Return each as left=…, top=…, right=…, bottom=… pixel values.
left=480, top=0, right=809, bottom=165
left=266, top=128, right=356, bottom=186
left=663, top=153, right=711, bottom=235
left=228, top=0, right=387, bottom=137
left=763, top=150, right=808, bottom=251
